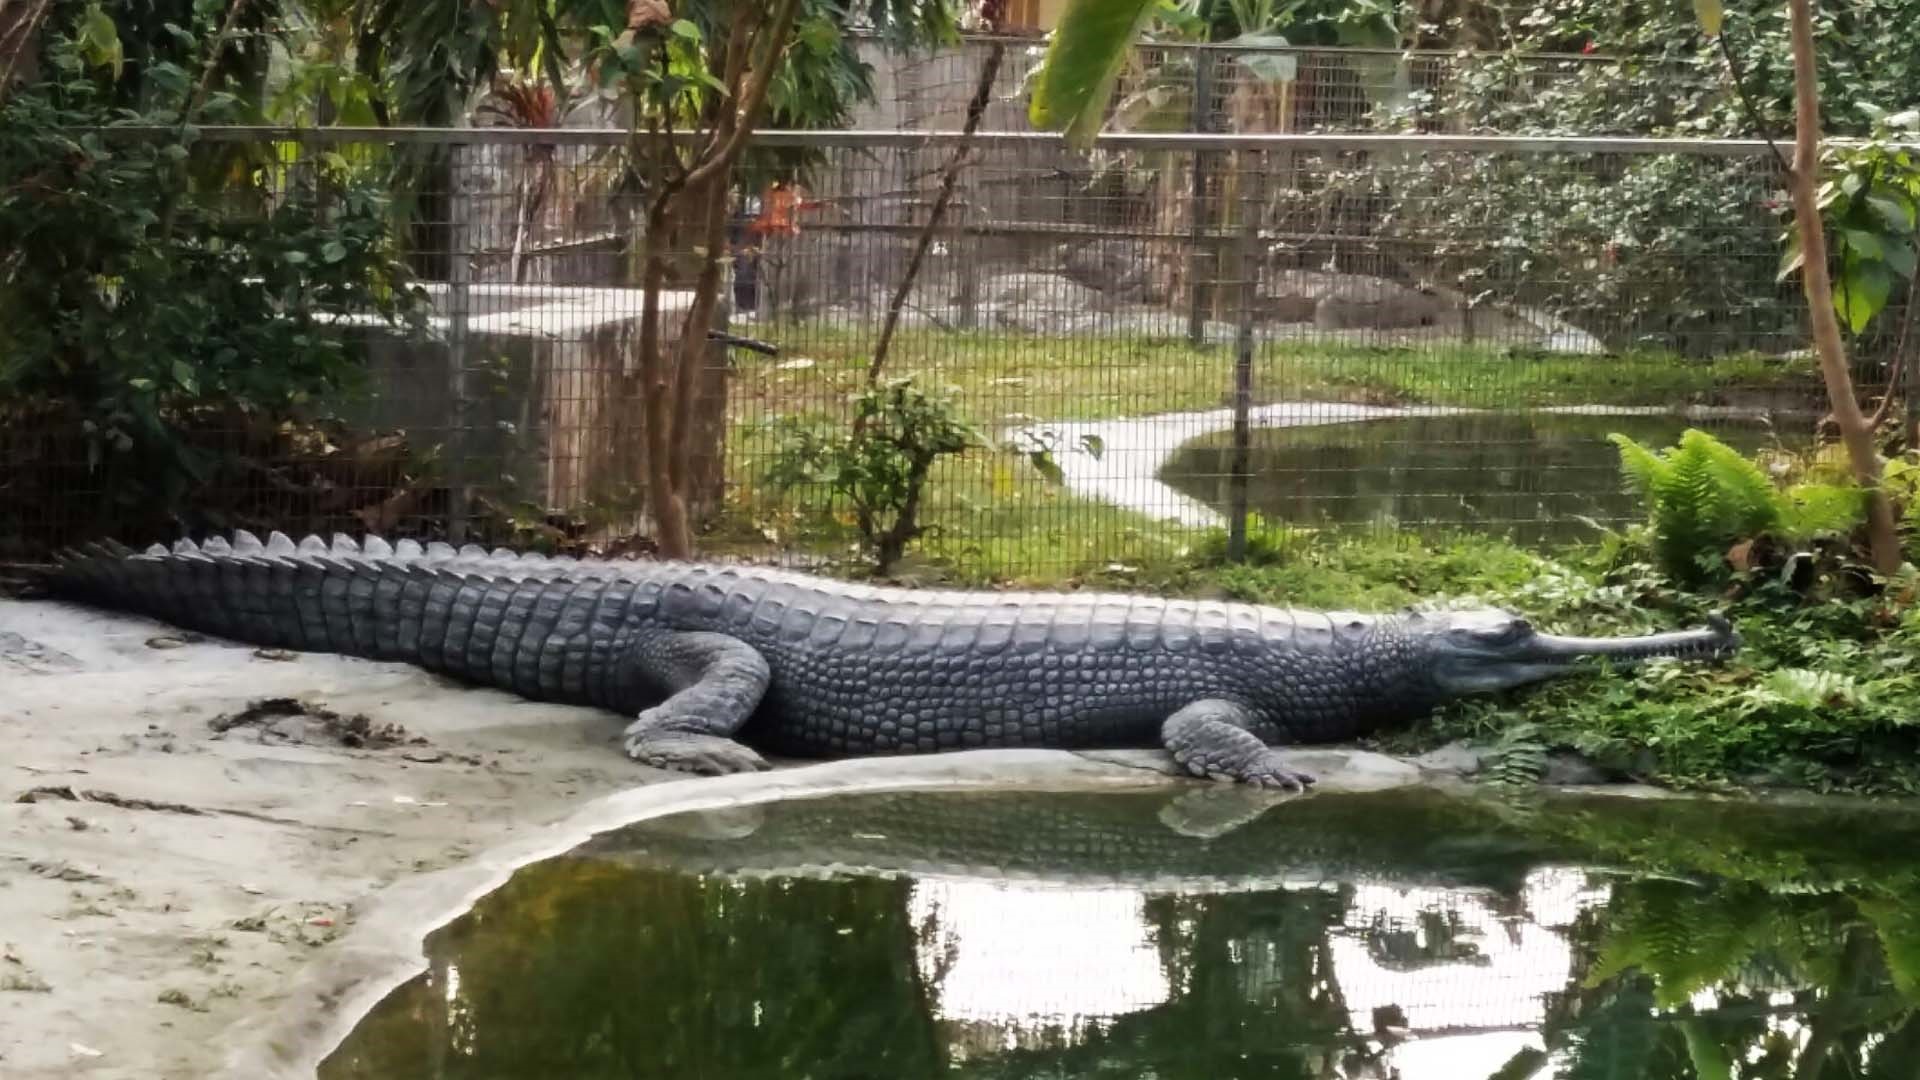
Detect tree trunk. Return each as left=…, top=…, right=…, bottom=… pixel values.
left=631, top=0, right=800, bottom=560
left=1785, top=0, right=1903, bottom=575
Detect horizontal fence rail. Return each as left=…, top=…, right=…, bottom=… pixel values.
left=4, top=125, right=1892, bottom=578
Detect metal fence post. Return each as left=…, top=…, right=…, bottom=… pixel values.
left=1186, top=46, right=1218, bottom=347
left=445, top=141, right=474, bottom=545
left=1226, top=152, right=1260, bottom=563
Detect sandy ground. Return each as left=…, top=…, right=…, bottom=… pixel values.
left=0, top=596, right=678, bottom=1080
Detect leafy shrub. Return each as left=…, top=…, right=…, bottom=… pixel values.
left=766, top=378, right=985, bottom=575
left=0, top=17, right=426, bottom=540
left=1609, top=429, right=1864, bottom=581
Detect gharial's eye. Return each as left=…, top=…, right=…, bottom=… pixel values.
left=1472, top=618, right=1530, bottom=643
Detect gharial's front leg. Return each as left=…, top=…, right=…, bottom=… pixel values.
left=1161, top=699, right=1316, bottom=793
left=622, top=631, right=771, bottom=776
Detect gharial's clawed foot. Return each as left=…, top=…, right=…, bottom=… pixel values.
left=1174, top=750, right=1316, bottom=793
left=1242, top=756, right=1316, bottom=794
left=622, top=727, right=769, bottom=776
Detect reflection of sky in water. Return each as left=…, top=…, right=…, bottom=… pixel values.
left=908, top=866, right=1611, bottom=1078
left=910, top=881, right=1170, bottom=1030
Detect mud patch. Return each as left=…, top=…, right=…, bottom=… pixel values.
left=211, top=698, right=421, bottom=750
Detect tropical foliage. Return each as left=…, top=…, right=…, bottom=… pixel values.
left=1609, top=428, right=1863, bottom=581
left=0, top=7, right=425, bottom=539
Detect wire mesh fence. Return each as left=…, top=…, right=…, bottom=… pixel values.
left=845, top=33, right=1695, bottom=138
left=5, top=123, right=1892, bottom=578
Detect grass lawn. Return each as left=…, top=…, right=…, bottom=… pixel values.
left=726, top=323, right=1819, bottom=428
left=709, top=324, right=1820, bottom=579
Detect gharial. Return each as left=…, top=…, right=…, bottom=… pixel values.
left=37, top=532, right=1739, bottom=790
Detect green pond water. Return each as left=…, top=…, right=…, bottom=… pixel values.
left=320, top=787, right=1920, bottom=1080
left=1159, top=413, right=1793, bottom=544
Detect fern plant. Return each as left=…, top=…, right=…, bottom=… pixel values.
left=1610, top=429, right=1865, bottom=582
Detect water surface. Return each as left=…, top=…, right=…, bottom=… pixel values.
left=1159, top=413, right=1790, bottom=543
left=321, top=787, right=1920, bottom=1079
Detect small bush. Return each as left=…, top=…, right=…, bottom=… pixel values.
left=766, top=378, right=985, bottom=575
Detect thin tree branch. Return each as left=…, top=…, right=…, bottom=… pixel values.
left=866, top=41, right=1006, bottom=389
left=1715, top=27, right=1789, bottom=173
left=680, top=0, right=800, bottom=192
left=0, top=0, right=53, bottom=106
left=182, top=0, right=252, bottom=126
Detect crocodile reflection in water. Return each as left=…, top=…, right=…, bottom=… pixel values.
left=318, top=789, right=1920, bottom=1080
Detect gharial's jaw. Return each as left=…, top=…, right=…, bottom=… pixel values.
left=1432, top=612, right=1739, bottom=696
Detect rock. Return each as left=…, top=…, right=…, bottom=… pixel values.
left=979, top=272, right=1111, bottom=316
left=1257, top=268, right=1441, bottom=329
left=1055, top=238, right=1157, bottom=301
left=1542, top=751, right=1613, bottom=786
left=1272, top=749, right=1424, bottom=793
left=1412, top=740, right=1487, bottom=778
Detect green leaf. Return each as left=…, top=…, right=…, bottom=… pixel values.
left=1835, top=262, right=1894, bottom=333
left=1028, top=450, right=1066, bottom=486
left=321, top=241, right=348, bottom=264
left=1679, top=1019, right=1733, bottom=1080
left=669, top=19, right=702, bottom=41
left=1841, top=227, right=1886, bottom=259
left=77, top=3, right=124, bottom=79
left=1028, top=0, right=1163, bottom=149
left=1866, top=193, right=1917, bottom=234
left=1886, top=241, right=1918, bottom=279
left=1691, top=0, right=1724, bottom=37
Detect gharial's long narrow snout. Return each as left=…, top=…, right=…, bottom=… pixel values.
left=1430, top=609, right=1741, bottom=696
left=1522, top=612, right=1740, bottom=666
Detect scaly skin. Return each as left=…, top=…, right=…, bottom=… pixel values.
left=38, top=532, right=1740, bottom=787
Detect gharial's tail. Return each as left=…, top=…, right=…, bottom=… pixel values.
left=38, top=533, right=599, bottom=696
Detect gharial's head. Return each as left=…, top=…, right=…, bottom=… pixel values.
left=1409, top=607, right=1739, bottom=697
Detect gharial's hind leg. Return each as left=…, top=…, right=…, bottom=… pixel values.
left=1161, top=699, right=1316, bottom=793
left=622, top=631, right=771, bottom=776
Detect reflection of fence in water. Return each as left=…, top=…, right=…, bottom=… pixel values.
left=7, top=124, right=1862, bottom=573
